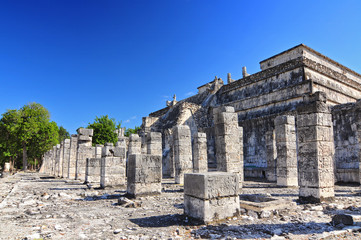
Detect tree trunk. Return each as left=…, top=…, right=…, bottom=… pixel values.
left=22, top=142, right=28, bottom=171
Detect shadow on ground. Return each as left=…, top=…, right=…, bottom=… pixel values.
left=130, top=214, right=203, bottom=227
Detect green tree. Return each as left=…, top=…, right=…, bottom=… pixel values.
left=124, top=126, right=141, bottom=137
left=18, top=103, right=53, bottom=170
left=58, top=126, right=70, bottom=143
left=0, top=103, right=58, bottom=170
left=87, top=115, right=119, bottom=146
left=28, top=121, right=59, bottom=169
left=0, top=109, right=22, bottom=169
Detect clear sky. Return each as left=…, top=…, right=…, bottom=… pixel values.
left=1, top=0, right=360, bottom=134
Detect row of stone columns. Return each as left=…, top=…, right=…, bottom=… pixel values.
left=266, top=92, right=335, bottom=202
left=40, top=128, right=95, bottom=182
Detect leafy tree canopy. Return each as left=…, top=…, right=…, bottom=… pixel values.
left=58, top=126, right=70, bottom=143
left=0, top=103, right=59, bottom=170
left=125, top=126, right=141, bottom=137
left=87, top=115, right=120, bottom=146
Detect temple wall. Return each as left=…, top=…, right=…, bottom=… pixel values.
left=332, top=103, right=360, bottom=183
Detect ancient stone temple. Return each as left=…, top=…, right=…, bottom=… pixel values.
left=40, top=44, right=361, bottom=204
left=140, top=44, right=361, bottom=191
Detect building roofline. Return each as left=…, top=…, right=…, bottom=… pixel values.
left=260, top=44, right=361, bottom=78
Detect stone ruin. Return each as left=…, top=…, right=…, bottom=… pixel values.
left=39, top=44, right=361, bottom=224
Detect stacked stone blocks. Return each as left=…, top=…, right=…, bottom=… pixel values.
left=100, top=142, right=126, bottom=188
left=296, top=92, right=335, bottom=202
left=193, top=132, right=208, bottom=173
left=62, top=139, right=71, bottom=178
left=76, top=128, right=95, bottom=182
left=68, top=134, right=78, bottom=179
left=184, top=172, right=240, bottom=223
left=275, top=115, right=298, bottom=187
left=214, top=106, right=243, bottom=185
left=127, top=132, right=162, bottom=197
left=173, top=125, right=193, bottom=184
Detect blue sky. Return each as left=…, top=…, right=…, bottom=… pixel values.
left=1, top=0, right=360, bottom=134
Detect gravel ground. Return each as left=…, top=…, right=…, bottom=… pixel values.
left=1, top=172, right=361, bottom=240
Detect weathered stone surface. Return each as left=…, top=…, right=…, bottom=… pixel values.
left=275, top=115, right=298, bottom=187
left=173, top=125, right=192, bottom=184
left=184, top=172, right=240, bottom=223
left=146, top=132, right=162, bottom=156
left=297, top=92, right=335, bottom=202
left=265, top=130, right=277, bottom=182
left=193, top=132, right=208, bottom=173
left=85, top=158, right=101, bottom=185
left=184, top=172, right=239, bottom=199
left=76, top=129, right=95, bottom=182
left=214, top=106, right=243, bottom=185
left=68, top=134, right=78, bottom=179
left=100, top=156, right=126, bottom=188
left=95, top=144, right=103, bottom=158
left=62, top=139, right=71, bottom=178
left=128, top=134, right=141, bottom=155
left=127, top=154, right=162, bottom=197
left=77, top=128, right=94, bottom=136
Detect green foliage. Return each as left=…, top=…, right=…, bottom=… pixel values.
left=87, top=115, right=119, bottom=146
left=124, top=126, right=141, bottom=137
left=0, top=109, right=22, bottom=168
left=58, top=126, right=70, bottom=143
left=0, top=103, right=59, bottom=170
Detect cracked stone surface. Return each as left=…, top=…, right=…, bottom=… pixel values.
left=1, top=173, right=361, bottom=239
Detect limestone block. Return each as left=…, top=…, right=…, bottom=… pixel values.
left=274, top=115, right=295, bottom=125
left=184, top=172, right=239, bottom=199
left=76, top=146, right=95, bottom=181
left=193, top=132, right=208, bottom=173
left=77, top=128, right=94, bottom=136
left=114, top=146, right=126, bottom=158
left=184, top=172, right=240, bottom=223
left=78, top=135, right=92, bottom=141
left=85, top=158, right=101, bottom=184
left=127, top=154, right=162, bottom=197
left=62, top=139, right=71, bottom=178
left=146, top=132, right=162, bottom=156
left=296, top=94, right=335, bottom=202
left=102, top=143, right=114, bottom=157
left=184, top=195, right=240, bottom=224
left=95, top=144, right=103, bottom=158
left=100, top=156, right=126, bottom=188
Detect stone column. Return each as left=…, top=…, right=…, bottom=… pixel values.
left=76, top=128, right=95, bottom=182
left=173, top=125, right=193, bottom=184
left=193, top=132, right=208, bottom=173
left=213, top=106, right=243, bottom=184
left=296, top=92, right=335, bottom=203
left=128, top=134, right=141, bottom=155
left=95, top=144, right=103, bottom=158
left=266, top=130, right=277, bottom=182
left=100, top=142, right=126, bottom=188
left=58, top=141, right=64, bottom=177
left=275, top=115, right=298, bottom=187
left=127, top=153, right=162, bottom=197
left=147, top=132, right=162, bottom=156
left=68, top=134, right=78, bottom=179
left=127, top=131, right=162, bottom=197
left=55, top=144, right=61, bottom=177
left=62, top=139, right=71, bottom=178
left=51, top=146, right=56, bottom=176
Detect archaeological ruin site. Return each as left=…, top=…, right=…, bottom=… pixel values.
left=2, top=44, right=361, bottom=239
